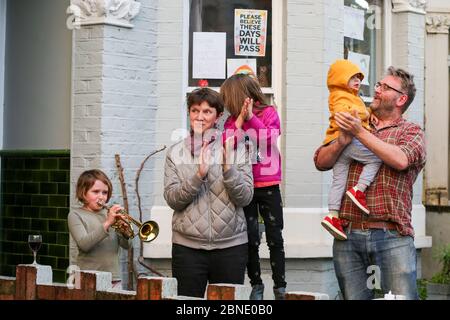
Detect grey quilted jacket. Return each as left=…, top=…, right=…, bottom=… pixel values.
left=164, top=135, right=253, bottom=250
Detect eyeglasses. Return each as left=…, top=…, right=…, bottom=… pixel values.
left=374, top=82, right=406, bottom=95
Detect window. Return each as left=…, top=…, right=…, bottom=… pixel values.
left=187, top=0, right=273, bottom=89
left=344, top=0, right=384, bottom=98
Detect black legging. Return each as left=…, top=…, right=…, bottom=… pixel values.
left=244, top=184, right=286, bottom=289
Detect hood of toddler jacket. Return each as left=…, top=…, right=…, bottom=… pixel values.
left=327, top=59, right=364, bottom=95
left=323, top=59, right=370, bottom=145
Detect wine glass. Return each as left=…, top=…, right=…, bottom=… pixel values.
left=28, top=234, right=42, bottom=265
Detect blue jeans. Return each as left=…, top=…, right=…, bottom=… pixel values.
left=333, top=228, right=418, bottom=300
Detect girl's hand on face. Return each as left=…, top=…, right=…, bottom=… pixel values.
left=236, top=98, right=253, bottom=127
left=244, top=98, right=254, bottom=121
left=239, top=100, right=249, bottom=118
left=235, top=106, right=247, bottom=129
left=197, top=141, right=211, bottom=179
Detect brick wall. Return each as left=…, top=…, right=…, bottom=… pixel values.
left=152, top=0, right=184, bottom=206
left=391, top=10, right=425, bottom=206
left=71, top=0, right=160, bottom=211
left=146, top=257, right=340, bottom=300
left=0, top=151, right=70, bottom=283
left=284, top=0, right=344, bottom=208
left=0, top=264, right=328, bottom=300
left=70, top=0, right=161, bottom=284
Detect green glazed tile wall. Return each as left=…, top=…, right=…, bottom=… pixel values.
left=0, top=151, right=70, bottom=283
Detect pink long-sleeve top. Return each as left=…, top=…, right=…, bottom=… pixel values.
left=223, top=105, right=282, bottom=186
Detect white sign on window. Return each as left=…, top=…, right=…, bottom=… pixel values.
left=192, top=32, right=226, bottom=79
left=344, top=6, right=365, bottom=41
left=348, top=51, right=370, bottom=85
left=234, top=9, right=268, bottom=57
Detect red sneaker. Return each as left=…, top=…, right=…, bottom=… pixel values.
left=321, top=216, right=347, bottom=240
left=346, top=187, right=370, bottom=214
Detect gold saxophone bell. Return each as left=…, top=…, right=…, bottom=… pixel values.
left=98, top=202, right=159, bottom=242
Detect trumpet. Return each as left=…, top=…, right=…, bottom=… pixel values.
left=98, top=201, right=159, bottom=242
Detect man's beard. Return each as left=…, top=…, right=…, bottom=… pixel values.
left=371, top=97, right=394, bottom=118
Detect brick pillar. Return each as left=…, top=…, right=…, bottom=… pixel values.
left=206, top=283, right=251, bottom=300
left=68, top=0, right=158, bottom=288
left=15, top=264, right=52, bottom=300
left=391, top=0, right=426, bottom=209
left=77, top=270, right=112, bottom=291
left=424, top=11, right=450, bottom=205
left=37, top=269, right=113, bottom=300
left=136, top=276, right=177, bottom=300
left=391, top=0, right=426, bottom=127
left=285, top=1, right=343, bottom=208
left=285, top=291, right=329, bottom=300
left=0, top=276, right=16, bottom=300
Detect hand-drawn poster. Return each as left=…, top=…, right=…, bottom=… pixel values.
left=234, top=9, right=267, bottom=57
left=227, top=58, right=257, bottom=79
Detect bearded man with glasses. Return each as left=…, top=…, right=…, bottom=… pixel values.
left=313, top=66, right=426, bottom=300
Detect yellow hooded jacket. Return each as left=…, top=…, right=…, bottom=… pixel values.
left=323, top=59, right=370, bottom=145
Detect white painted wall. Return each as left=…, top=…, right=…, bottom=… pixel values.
left=428, top=0, right=450, bottom=11
left=3, top=0, right=71, bottom=149
left=152, top=0, right=185, bottom=206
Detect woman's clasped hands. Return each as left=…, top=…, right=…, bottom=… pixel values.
left=196, top=137, right=237, bottom=179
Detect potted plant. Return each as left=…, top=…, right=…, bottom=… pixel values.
left=427, top=244, right=450, bottom=300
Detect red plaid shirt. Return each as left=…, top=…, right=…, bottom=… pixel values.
left=314, top=117, right=426, bottom=237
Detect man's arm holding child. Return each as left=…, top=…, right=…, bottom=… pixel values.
left=315, top=130, right=352, bottom=171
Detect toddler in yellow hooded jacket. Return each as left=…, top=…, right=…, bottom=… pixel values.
left=321, top=59, right=382, bottom=241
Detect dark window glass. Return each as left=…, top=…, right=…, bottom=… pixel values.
left=344, top=0, right=383, bottom=97
left=189, top=0, right=272, bottom=88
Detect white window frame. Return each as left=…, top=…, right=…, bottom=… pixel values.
left=383, top=0, right=392, bottom=70
left=345, top=0, right=391, bottom=103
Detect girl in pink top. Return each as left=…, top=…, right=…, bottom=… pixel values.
left=220, top=74, right=286, bottom=300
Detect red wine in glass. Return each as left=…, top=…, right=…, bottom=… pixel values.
left=28, top=235, right=42, bottom=265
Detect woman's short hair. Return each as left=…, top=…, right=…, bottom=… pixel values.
left=187, top=87, right=224, bottom=115
left=76, top=169, right=113, bottom=203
